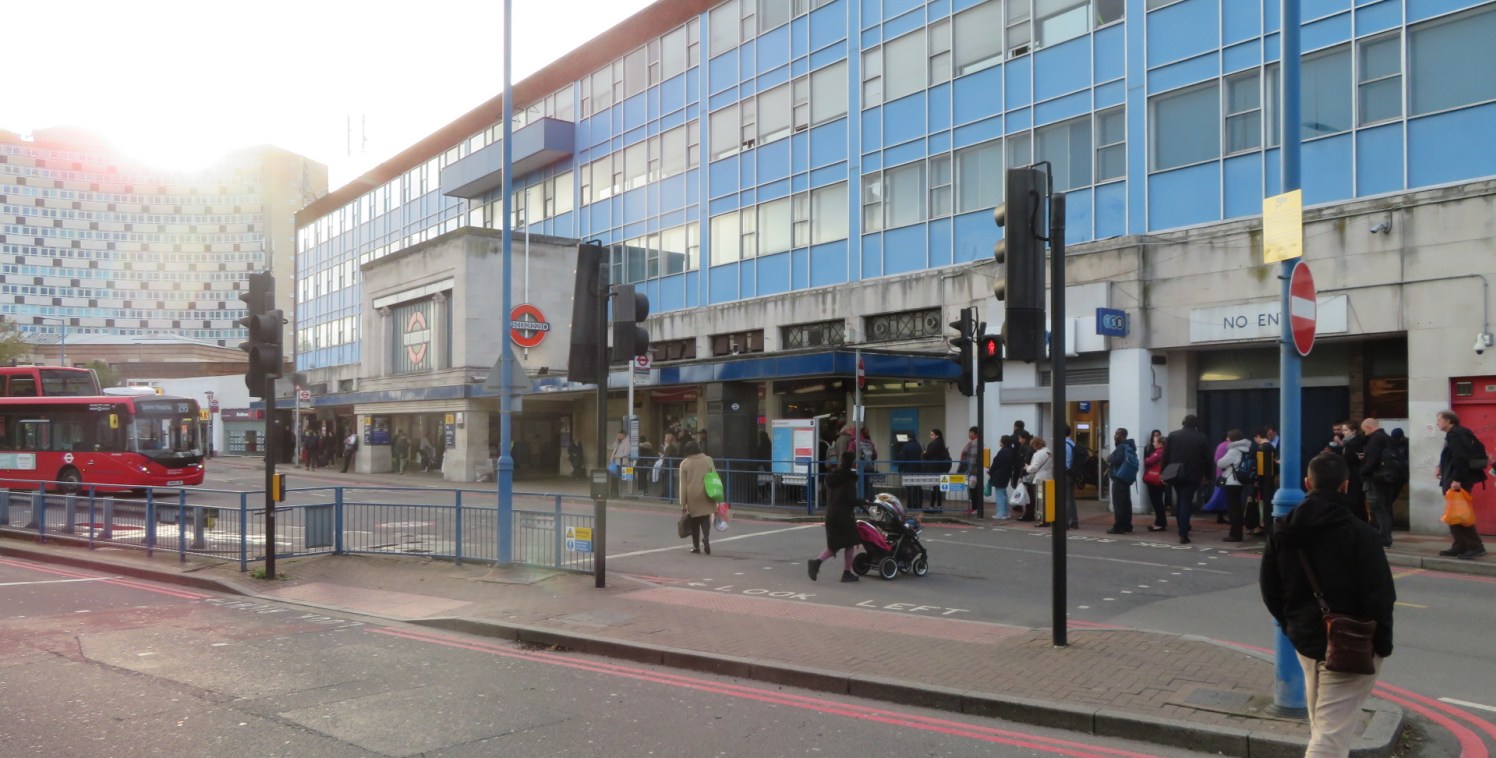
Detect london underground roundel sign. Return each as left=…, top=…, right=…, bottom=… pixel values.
left=1289, top=261, right=1317, bottom=357
left=510, top=304, right=550, bottom=348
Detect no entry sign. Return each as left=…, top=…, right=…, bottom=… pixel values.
left=1289, top=261, right=1317, bottom=356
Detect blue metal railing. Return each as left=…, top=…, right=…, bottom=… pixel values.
left=620, top=457, right=966, bottom=514
left=0, top=477, right=594, bottom=575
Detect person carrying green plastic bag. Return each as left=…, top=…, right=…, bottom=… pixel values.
left=678, top=440, right=719, bottom=555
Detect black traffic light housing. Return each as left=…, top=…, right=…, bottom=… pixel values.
left=568, top=242, right=608, bottom=384
left=611, top=284, right=651, bottom=363
left=949, top=306, right=976, bottom=397
left=978, top=334, right=1003, bottom=383
left=993, top=167, right=1046, bottom=362
left=237, top=272, right=283, bottom=397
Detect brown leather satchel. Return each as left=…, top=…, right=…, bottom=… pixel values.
left=1297, top=551, right=1378, bottom=675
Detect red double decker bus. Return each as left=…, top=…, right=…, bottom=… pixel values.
left=0, top=365, right=101, bottom=397
left=0, top=394, right=205, bottom=492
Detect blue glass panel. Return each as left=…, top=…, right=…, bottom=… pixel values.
left=687, top=68, right=701, bottom=105
left=1147, top=162, right=1221, bottom=231
left=1304, top=0, right=1351, bottom=20
left=741, top=146, right=757, bottom=185
left=953, top=65, right=1003, bottom=126
left=624, top=126, right=647, bottom=146
left=861, top=106, right=883, bottom=153
left=1094, top=181, right=1126, bottom=239
left=1147, top=52, right=1220, bottom=95
left=742, top=187, right=757, bottom=206
left=952, top=210, right=991, bottom=262
left=1146, top=0, right=1219, bottom=67
left=1265, top=0, right=1280, bottom=32
left=1264, top=32, right=1279, bottom=62
left=709, top=195, right=739, bottom=216
left=1408, top=0, right=1483, bottom=22
left=884, top=5, right=924, bottom=38
left=661, top=108, right=686, bottom=131
left=688, top=168, right=701, bottom=206
left=757, top=252, right=791, bottom=295
left=1265, top=147, right=1282, bottom=196
left=1223, top=153, right=1264, bottom=219
left=648, top=87, right=661, bottom=122
left=792, top=248, right=810, bottom=289
left=709, top=262, right=739, bottom=303
left=953, top=115, right=1003, bottom=148
left=883, top=225, right=925, bottom=275
left=930, top=0, right=951, bottom=17
left=809, top=41, right=847, bottom=70
left=861, top=0, right=881, bottom=27
left=792, top=130, right=810, bottom=174
left=929, top=130, right=952, bottom=155
left=812, top=118, right=850, bottom=168
left=792, top=57, right=809, bottom=78
left=710, top=156, right=740, bottom=199
left=758, top=138, right=792, bottom=186
left=1222, top=40, right=1261, bottom=74
left=1354, top=0, right=1400, bottom=36
left=1408, top=102, right=1496, bottom=188
left=929, top=82, right=952, bottom=133
left=1033, top=90, right=1090, bottom=127
left=710, top=52, right=737, bottom=95
left=1034, top=36, right=1091, bottom=102
left=952, top=0, right=983, bottom=10
left=759, top=26, right=791, bottom=75
left=1094, top=24, right=1125, bottom=83
left=1005, top=55, right=1032, bottom=109
left=660, top=175, right=688, bottom=212
left=660, top=209, right=687, bottom=229
left=740, top=253, right=757, bottom=293
left=810, top=0, right=848, bottom=51
left=1063, top=188, right=1092, bottom=244
left=740, top=41, right=757, bottom=84
left=661, top=73, right=686, bottom=116
left=927, top=216, right=953, bottom=268
left=657, top=274, right=685, bottom=313
left=884, top=92, right=928, bottom=146
left=861, top=232, right=883, bottom=279
left=685, top=271, right=701, bottom=308
left=623, top=219, right=648, bottom=240
left=760, top=64, right=791, bottom=91
left=1005, top=107, right=1031, bottom=133
left=1095, top=80, right=1125, bottom=109
left=792, top=173, right=810, bottom=193
left=1223, top=0, right=1262, bottom=44
left=1302, top=133, right=1353, bottom=205
left=760, top=178, right=792, bottom=202
left=810, top=162, right=848, bottom=187
left=792, top=15, right=809, bottom=58
left=862, top=151, right=883, bottom=172
left=1355, top=124, right=1403, bottom=197
left=809, top=240, right=850, bottom=287
left=885, top=137, right=925, bottom=167
left=589, top=198, right=612, bottom=231
left=1301, top=12, right=1351, bottom=53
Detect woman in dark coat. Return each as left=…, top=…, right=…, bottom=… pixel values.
left=807, top=452, right=863, bottom=582
left=922, top=429, right=952, bottom=512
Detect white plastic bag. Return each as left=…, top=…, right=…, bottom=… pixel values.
left=714, top=502, right=731, bottom=532
left=1008, top=484, right=1029, bottom=507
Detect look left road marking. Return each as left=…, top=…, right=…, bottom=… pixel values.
left=609, top=523, right=820, bottom=559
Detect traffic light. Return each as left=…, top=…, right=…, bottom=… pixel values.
left=568, top=242, right=608, bottom=384
left=992, top=167, right=1046, bottom=362
left=611, top=284, right=651, bottom=362
left=978, top=334, right=1003, bottom=383
left=237, top=272, right=283, bottom=397
left=949, top=306, right=976, bottom=397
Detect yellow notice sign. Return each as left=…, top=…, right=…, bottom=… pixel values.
left=1263, top=190, right=1303, bottom=263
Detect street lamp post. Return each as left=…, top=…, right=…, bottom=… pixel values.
left=34, top=316, right=67, bottom=365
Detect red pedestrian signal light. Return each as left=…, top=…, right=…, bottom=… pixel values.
left=978, top=334, right=1003, bottom=383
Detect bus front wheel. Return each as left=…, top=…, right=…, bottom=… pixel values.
left=57, top=467, right=83, bottom=494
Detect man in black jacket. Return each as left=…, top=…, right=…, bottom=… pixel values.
left=1163, top=415, right=1212, bottom=544
left=1260, top=453, right=1395, bottom=756
left=1339, top=421, right=1369, bottom=523
left=1358, top=418, right=1395, bottom=547
left=1436, top=410, right=1488, bottom=559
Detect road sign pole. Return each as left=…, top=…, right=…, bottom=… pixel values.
left=1269, top=0, right=1308, bottom=718
left=496, top=0, right=515, bottom=567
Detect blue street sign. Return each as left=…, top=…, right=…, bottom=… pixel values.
left=1096, top=308, right=1128, bottom=337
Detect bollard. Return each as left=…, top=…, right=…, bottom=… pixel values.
left=86, top=488, right=97, bottom=547
left=191, top=490, right=207, bottom=551
left=27, top=482, right=43, bottom=530
left=145, top=488, right=156, bottom=557
left=335, top=487, right=345, bottom=556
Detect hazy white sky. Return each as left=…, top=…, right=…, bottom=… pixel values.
left=0, top=0, right=653, bottom=189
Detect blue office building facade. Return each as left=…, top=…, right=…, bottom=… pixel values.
left=296, top=0, right=1496, bottom=534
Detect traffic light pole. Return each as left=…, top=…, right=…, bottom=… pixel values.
left=1049, top=192, right=1068, bottom=648
left=973, top=314, right=985, bottom=518
left=264, top=377, right=278, bottom=580
left=593, top=266, right=610, bottom=589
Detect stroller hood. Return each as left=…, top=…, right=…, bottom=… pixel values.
left=855, top=520, right=893, bottom=551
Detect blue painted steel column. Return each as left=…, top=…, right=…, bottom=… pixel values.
left=496, top=0, right=515, bottom=565
left=335, top=487, right=345, bottom=556
left=1270, top=0, right=1308, bottom=717
left=454, top=489, right=463, bottom=566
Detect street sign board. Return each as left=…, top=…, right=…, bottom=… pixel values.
left=1263, top=190, right=1303, bottom=263
left=1289, top=261, right=1317, bottom=356
left=298, top=389, right=311, bottom=401
left=565, top=526, right=593, bottom=553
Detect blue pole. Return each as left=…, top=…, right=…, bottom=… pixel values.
left=1269, top=0, right=1308, bottom=717
left=496, top=0, right=515, bottom=565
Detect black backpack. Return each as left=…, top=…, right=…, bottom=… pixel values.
left=1067, top=442, right=1092, bottom=481
left=1375, top=440, right=1409, bottom=485
left=1233, top=445, right=1257, bottom=484
left=1458, top=427, right=1489, bottom=483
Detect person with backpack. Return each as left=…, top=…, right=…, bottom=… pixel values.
left=1063, top=425, right=1084, bottom=530
left=1216, top=429, right=1253, bottom=542
left=1105, top=428, right=1139, bottom=534
left=1359, top=418, right=1400, bottom=548
left=958, top=426, right=984, bottom=518
left=1435, top=410, right=1488, bottom=560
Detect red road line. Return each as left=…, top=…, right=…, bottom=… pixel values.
left=370, top=626, right=1157, bottom=758
left=1222, top=639, right=1491, bottom=755
left=0, top=557, right=209, bottom=601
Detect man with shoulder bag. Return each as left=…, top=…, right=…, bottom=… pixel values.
left=1260, top=453, right=1395, bottom=757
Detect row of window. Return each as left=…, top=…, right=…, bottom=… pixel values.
left=708, top=182, right=847, bottom=265
left=299, top=260, right=359, bottom=303
left=1, top=244, right=263, bottom=262
left=0, top=182, right=265, bottom=206
left=708, top=61, right=847, bottom=160
left=611, top=222, right=702, bottom=285
left=583, top=121, right=702, bottom=204
left=295, top=315, right=359, bottom=354
left=3, top=285, right=249, bottom=302
left=4, top=225, right=262, bottom=243
left=707, top=0, right=837, bottom=59
left=1, top=265, right=258, bottom=283
left=582, top=19, right=700, bottom=119
left=1150, top=7, right=1496, bottom=172
left=2, top=206, right=260, bottom=226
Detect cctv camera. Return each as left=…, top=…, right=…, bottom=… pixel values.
left=1477, top=333, right=1493, bottom=355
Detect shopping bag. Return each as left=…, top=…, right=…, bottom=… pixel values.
left=703, top=471, right=724, bottom=501
left=1442, top=489, right=1477, bottom=527
left=1008, top=484, right=1029, bottom=507
left=608, top=462, right=620, bottom=476
left=714, top=502, right=732, bottom=532
left=677, top=513, right=691, bottom=539
left=1201, top=485, right=1228, bottom=513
